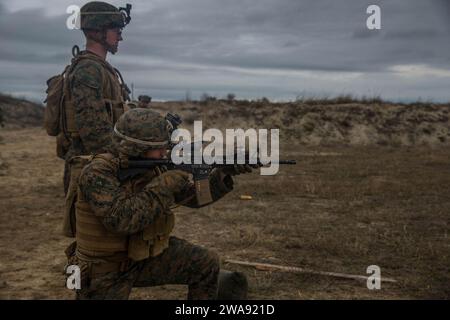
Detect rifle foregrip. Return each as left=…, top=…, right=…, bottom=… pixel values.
left=195, top=178, right=213, bottom=206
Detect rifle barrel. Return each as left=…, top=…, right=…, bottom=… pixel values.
left=127, top=160, right=170, bottom=168
left=127, top=159, right=296, bottom=168
left=278, top=160, right=296, bottom=165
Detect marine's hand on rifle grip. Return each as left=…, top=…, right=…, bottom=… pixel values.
left=155, top=170, right=191, bottom=194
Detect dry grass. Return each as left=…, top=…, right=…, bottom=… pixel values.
left=0, top=128, right=449, bottom=299
left=169, top=144, right=450, bottom=299
left=294, top=93, right=384, bottom=105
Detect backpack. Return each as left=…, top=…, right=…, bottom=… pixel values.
left=44, top=64, right=71, bottom=137
left=44, top=49, right=130, bottom=140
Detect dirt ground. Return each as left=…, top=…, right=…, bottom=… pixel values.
left=0, top=127, right=449, bottom=299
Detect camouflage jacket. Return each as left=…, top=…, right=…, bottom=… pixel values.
left=66, top=51, right=129, bottom=160
left=78, top=154, right=234, bottom=235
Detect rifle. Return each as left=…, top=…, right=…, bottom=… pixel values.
left=119, top=157, right=296, bottom=206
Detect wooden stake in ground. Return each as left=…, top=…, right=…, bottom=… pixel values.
left=224, top=259, right=397, bottom=283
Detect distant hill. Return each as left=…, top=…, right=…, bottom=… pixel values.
left=1, top=93, right=450, bottom=145
left=0, top=94, right=44, bottom=128
left=151, top=99, right=450, bottom=146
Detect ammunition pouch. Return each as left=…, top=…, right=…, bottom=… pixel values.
left=76, top=200, right=128, bottom=254
left=128, top=213, right=175, bottom=261
left=72, top=154, right=175, bottom=268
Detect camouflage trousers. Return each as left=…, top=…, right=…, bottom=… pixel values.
left=75, top=237, right=220, bottom=300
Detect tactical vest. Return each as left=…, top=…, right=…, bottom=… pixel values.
left=66, top=51, right=127, bottom=135
left=56, top=51, right=129, bottom=158
left=75, top=154, right=175, bottom=262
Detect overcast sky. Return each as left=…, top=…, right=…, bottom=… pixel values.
left=1, top=0, right=450, bottom=102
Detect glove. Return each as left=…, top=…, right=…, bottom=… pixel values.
left=152, top=170, right=191, bottom=194
left=144, top=170, right=191, bottom=209
left=220, top=164, right=261, bottom=176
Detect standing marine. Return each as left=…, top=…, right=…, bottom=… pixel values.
left=65, top=108, right=254, bottom=299
left=44, top=2, right=133, bottom=237
left=138, top=95, right=152, bottom=108
left=125, top=95, right=151, bottom=110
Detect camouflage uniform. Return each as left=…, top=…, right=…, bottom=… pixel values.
left=72, top=154, right=232, bottom=299
left=76, top=237, right=220, bottom=299
left=63, top=1, right=131, bottom=162
left=67, top=109, right=242, bottom=300
left=62, top=2, right=131, bottom=236
left=63, top=1, right=129, bottom=160
left=65, top=52, right=129, bottom=159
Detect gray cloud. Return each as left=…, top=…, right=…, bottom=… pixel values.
left=0, top=0, right=450, bottom=102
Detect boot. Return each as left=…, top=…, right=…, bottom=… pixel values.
left=217, top=269, right=248, bottom=300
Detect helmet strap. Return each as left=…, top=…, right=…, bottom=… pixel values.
left=101, top=29, right=119, bottom=55
left=84, top=29, right=116, bottom=55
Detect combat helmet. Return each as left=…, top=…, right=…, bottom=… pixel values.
left=80, top=1, right=132, bottom=30
left=138, top=95, right=152, bottom=103
left=112, top=108, right=172, bottom=157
